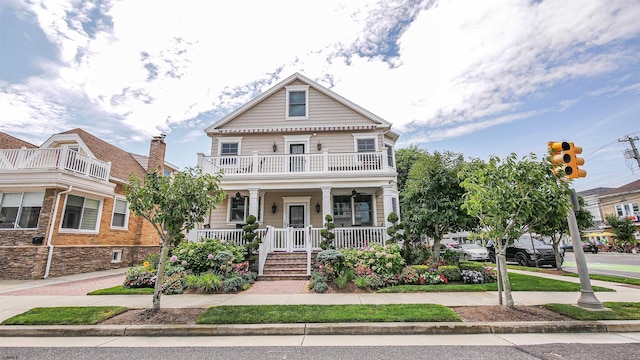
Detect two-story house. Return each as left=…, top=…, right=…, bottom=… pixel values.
left=192, top=73, right=400, bottom=277
left=0, top=129, right=175, bottom=279
left=598, top=179, right=640, bottom=245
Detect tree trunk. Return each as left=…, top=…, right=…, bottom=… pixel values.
left=432, top=239, right=442, bottom=264
left=152, top=244, right=170, bottom=310
left=497, top=252, right=514, bottom=309
left=552, top=242, right=563, bottom=270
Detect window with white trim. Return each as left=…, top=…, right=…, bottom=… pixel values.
left=111, top=250, right=123, bottom=263
left=228, top=196, right=262, bottom=223
left=0, top=192, right=45, bottom=229
left=385, top=144, right=395, bottom=167
left=285, top=85, right=309, bottom=119
left=615, top=202, right=639, bottom=217
left=61, top=195, right=101, bottom=231
left=111, top=198, right=129, bottom=229
left=220, top=142, right=239, bottom=165
left=332, top=194, right=373, bottom=227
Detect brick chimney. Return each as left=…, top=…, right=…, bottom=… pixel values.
left=147, top=134, right=166, bottom=175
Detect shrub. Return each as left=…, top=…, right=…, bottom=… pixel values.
left=400, top=266, right=419, bottom=285
left=335, top=269, right=355, bottom=289
left=185, top=272, right=223, bottom=292
left=437, top=265, right=461, bottom=282
left=316, top=249, right=345, bottom=279
left=124, top=267, right=156, bottom=288
left=144, top=253, right=160, bottom=270
left=223, top=276, right=245, bottom=292
left=342, top=244, right=405, bottom=277
left=441, top=249, right=461, bottom=266
left=313, top=281, right=328, bottom=293
left=459, top=260, right=485, bottom=271
left=162, top=271, right=185, bottom=295
left=401, top=242, right=432, bottom=265
left=172, top=238, right=245, bottom=275
left=354, top=276, right=368, bottom=288
left=320, top=214, right=336, bottom=250
left=309, top=272, right=328, bottom=289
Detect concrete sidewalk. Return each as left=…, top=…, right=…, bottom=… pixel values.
left=1, top=268, right=640, bottom=337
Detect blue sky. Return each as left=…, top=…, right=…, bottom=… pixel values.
left=1, top=0, right=639, bottom=192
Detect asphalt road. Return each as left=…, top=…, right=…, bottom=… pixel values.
left=562, top=252, right=640, bottom=279
left=1, top=344, right=639, bottom=360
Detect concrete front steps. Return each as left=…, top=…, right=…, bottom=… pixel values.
left=259, top=252, right=312, bottom=281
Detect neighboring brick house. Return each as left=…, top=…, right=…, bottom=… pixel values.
left=193, top=73, right=400, bottom=276
left=0, top=129, right=172, bottom=279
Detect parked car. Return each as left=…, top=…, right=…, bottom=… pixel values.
left=455, top=243, right=489, bottom=261
left=561, top=242, right=599, bottom=254
left=487, top=236, right=562, bottom=267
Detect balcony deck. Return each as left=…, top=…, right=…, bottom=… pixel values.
left=197, top=151, right=393, bottom=177
left=0, top=147, right=111, bottom=182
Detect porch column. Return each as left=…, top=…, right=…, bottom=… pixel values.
left=382, top=184, right=394, bottom=228
left=321, top=186, right=332, bottom=222
left=248, top=188, right=260, bottom=220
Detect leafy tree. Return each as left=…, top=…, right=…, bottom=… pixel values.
left=604, top=214, right=636, bottom=247
left=459, top=153, right=566, bottom=309
left=401, top=150, right=476, bottom=263
left=320, top=214, right=336, bottom=250
left=394, top=146, right=428, bottom=193
left=531, top=194, right=593, bottom=269
left=125, top=167, right=225, bottom=310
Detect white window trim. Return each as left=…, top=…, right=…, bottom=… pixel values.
left=110, top=197, right=130, bottom=230
left=225, top=194, right=264, bottom=224
left=352, top=133, right=379, bottom=152
left=0, top=191, right=45, bottom=230
left=58, top=194, right=103, bottom=234
left=384, top=140, right=396, bottom=168
left=285, top=85, right=310, bottom=120
left=111, top=249, right=123, bottom=263
left=283, top=135, right=311, bottom=154
left=217, top=137, right=243, bottom=156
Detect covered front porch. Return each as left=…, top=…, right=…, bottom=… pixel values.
left=187, top=225, right=388, bottom=277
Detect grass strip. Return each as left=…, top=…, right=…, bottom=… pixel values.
left=197, top=304, right=460, bottom=324
left=88, top=285, right=154, bottom=295
left=562, top=273, right=640, bottom=286
left=484, top=273, right=614, bottom=292
left=544, top=302, right=640, bottom=321
left=1, top=306, right=127, bottom=325
left=378, top=284, right=488, bottom=293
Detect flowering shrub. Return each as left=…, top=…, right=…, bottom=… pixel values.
left=399, top=266, right=446, bottom=285
left=461, top=267, right=497, bottom=284
left=437, top=265, right=461, bottom=282
left=342, top=244, right=405, bottom=276
left=124, top=267, right=156, bottom=288
left=171, top=238, right=246, bottom=275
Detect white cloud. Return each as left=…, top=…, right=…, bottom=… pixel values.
left=3, top=0, right=640, bottom=145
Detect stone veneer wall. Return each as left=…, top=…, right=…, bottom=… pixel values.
left=0, top=246, right=49, bottom=280
left=0, top=189, right=55, bottom=247
left=0, top=245, right=159, bottom=280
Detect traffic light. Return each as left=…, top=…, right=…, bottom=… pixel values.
left=547, top=141, right=586, bottom=179
left=564, top=142, right=586, bottom=179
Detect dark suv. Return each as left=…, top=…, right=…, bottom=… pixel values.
left=487, top=237, right=562, bottom=267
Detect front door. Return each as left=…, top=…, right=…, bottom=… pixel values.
left=289, top=144, right=305, bottom=172
left=289, top=205, right=306, bottom=250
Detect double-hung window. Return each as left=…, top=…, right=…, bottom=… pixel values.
left=332, top=194, right=373, bottom=227
left=285, top=85, right=309, bottom=119
left=0, top=192, right=44, bottom=229
left=61, top=195, right=101, bottom=231
left=228, top=196, right=262, bottom=223
left=355, top=136, right=377, bottom=168
left=614, top=202, right=639, bottom=217
left=111, top=198, right=129, bottom=229
left=220, top=142, right=239, bottom=165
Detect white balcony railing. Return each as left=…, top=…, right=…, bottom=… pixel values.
left=0, top=147, right=111, bottom=181
left=197, top=151, right=392, bottom=176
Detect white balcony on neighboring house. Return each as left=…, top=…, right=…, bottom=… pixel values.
left=0, top=147, right=112, bottom=183
left=197, top=151, right=393, bottom=178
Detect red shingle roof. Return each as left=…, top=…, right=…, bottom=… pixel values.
left=0, top=132, right=37, bottom=149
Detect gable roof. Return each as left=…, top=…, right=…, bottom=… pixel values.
left=205, top=73, right=393, bottom=132
left=0, top=132, right=37, bottom=149
left=577, top=187, right=616, bottom=197
left=599, top=179, right=640, bottom=198
left=56, top=129, right=148, bottom=181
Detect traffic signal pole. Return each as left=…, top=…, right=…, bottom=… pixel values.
left=567, top=189, right=605, bottom=310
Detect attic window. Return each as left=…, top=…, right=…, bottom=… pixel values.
left=285, top=85, right=309, bottom=120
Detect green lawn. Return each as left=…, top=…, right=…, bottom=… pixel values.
left=88, top=285, right=154, bottom=295
left=196, top=304, right=461, bottom=324
left=562, top=273, right=640, bottom=287
left=1, top=306, right=127, bottom=325
left=544, top=302, right=640, bottom=320
left=378, top=284, right=488, bottom=293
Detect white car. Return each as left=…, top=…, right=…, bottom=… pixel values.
left=457, top=243, right=489, bottom=261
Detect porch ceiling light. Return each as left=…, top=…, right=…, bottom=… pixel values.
left=315, top=202, right=321, bottom=213
left=272, top=202, right=277, bottom=214
left=235, top=192, right=242, bottom=200
left=273, top=142, right=277, bottom=152
left=352, top=189, right=357, bottom=197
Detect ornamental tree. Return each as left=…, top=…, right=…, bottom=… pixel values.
left=605, top=214, right=637, bottom=246
left=401, top=150, right=476, bottom=263
left=125, top=167, right=224, bottom=310
left=459, top=153, right=565, bottom=309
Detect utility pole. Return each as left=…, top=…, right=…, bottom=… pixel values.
left=618, top=135, right=640, bottom=170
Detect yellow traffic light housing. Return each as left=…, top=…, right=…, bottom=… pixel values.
left=547, top=141, right=586, bottom=179
left=565, top=142, right=586, bottom=179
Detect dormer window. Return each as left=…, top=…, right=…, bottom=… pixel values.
left=285, top=85, right=309, bottom=119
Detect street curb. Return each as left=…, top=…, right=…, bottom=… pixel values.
left=1, top=321, right=640, bottom=337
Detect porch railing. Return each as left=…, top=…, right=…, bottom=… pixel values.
left=0, top=147, right=111, bottom=181
left=189, top=226, right=386, bottom=250
left=197, top=151, right=391, bottom=176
